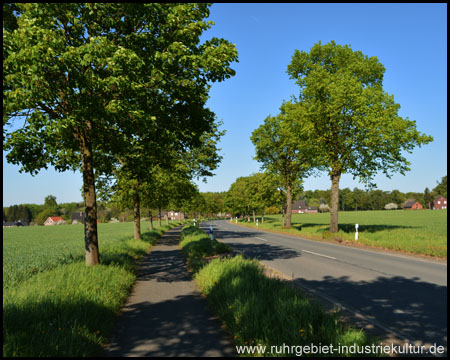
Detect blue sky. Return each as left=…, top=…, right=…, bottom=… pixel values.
left=3, top=3, right=447, bottom=206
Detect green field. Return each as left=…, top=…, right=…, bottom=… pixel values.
left=3, top=221, right=181, bottom=357
left=236, top=210, right=447, bottom=258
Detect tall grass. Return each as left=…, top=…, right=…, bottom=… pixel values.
left=179, top=224, right=231, bottom=273
left=180, top=225, right=382, bottom=357
left=3, top=221, right=181, bottom=357
left=236, top=210, right=447, bottom=258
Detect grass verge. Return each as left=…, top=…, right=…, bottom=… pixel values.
left=179, top=224, right=231, bottom=273
left=180, top=224, right=383, bottom=357
left=231, top=210, right=447, bottom=259
left=3, top=222, right=181, bottom=357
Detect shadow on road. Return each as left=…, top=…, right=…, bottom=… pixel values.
left=105, top=295, right=235, bottom=357
left=213, top=228, right=302, bottom=261
left=294, top=275, right=447, bottom=349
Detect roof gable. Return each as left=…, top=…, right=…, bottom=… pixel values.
left=403, top=200, right=417, bottom=207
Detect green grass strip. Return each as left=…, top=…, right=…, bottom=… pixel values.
left=179, top=224, right=231, bottom=273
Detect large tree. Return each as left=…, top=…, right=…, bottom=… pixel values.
left=287, top=40, right=433, bottom=232
left=251, top=101, right=318, bottom=228
left=3, top=4, right=237, bottom=265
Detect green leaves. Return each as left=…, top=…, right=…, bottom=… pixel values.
left=4, top=3, right=238, bottom=179
left=287, top=41, right=433, bottom=183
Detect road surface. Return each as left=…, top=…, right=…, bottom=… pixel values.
left=202, top=220, right=447, bottom=354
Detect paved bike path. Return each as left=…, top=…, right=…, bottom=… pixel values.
left=104, top=226, right=235, bottom=357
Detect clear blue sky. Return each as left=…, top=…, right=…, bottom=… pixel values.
left=3, top=3, right=447, bottom=206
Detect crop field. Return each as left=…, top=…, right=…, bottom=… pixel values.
left=3, top=221, right=166, bottom=290
left=236, top=210, right=447, bottom=258
left=3, top=220, right=181, bottom=356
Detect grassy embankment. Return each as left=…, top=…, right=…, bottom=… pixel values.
left=233, top=210, right=447, bottom=258
left=3, top=220, right=182, bottom=357
left=180, top=224, right=382, bottom=357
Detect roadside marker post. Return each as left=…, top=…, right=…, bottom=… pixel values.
left=209, top=225, right=214, bottom=241
left=256, top=219, right=259, bottom=227
left=355, top=223, right=359, bottom=241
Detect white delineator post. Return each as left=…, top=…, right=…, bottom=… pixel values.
left=256, top=219, right=259, bottom=227
left=235, top=216, right=237, bottom=224
left=355, top=223, right=359, bottom=241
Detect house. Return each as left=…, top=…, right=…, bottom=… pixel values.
left=167, top=211, right=185, bottom=220
left=72, top=211, right=85, bottom=224
left=44, top=216, right=66, bottom=226
left=3, top=219, right=28, bottom=227
left=291, top=200, right=318, bottom=214
left=403, top=200, right=423, bottom=210
left=433, top=196, right=447, bottom=210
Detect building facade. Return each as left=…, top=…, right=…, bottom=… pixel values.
left=433, top=196, right=447, bottom=210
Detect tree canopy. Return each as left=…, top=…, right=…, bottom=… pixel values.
left=287, top=40, right=433, bottom=232
left=250, top=101, right=318, bottom=227
left=3, top=3, right=238, bottom=265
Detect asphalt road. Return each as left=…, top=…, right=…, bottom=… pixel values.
left=202, top=220, right=447, bottom=354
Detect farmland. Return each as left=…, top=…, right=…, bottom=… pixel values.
left=3, top=220, right=181, bottom=356
left=235, top=210, right=447, bottom=258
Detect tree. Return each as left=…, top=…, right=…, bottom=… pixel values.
left=224, top=176, right=251, bottom=219
left=251, top=101, right=318, bottom=228
left=4, top=4, right=237, bottom=265
left=244, top=172, right=282, bottom=223
left=44, top=195, right=58, bottom=213
left=388, top=189, right=405, bottom=208
left=287, top=40, right=433, bottom=232
left=433, top=175, right=447, bottom=198
left=424, top=187, right=433, bottom=210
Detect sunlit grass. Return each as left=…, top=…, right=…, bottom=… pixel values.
left=3, top=220, right=182, bottom=356
left=235, top=210, right=447, bottom=258
left=180, top=225, right=383, bottom=357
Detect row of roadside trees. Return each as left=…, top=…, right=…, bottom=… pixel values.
left=3, top=3, right=238, bottom=266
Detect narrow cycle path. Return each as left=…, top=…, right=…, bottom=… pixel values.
left=103, top=226, right=235, bottom=357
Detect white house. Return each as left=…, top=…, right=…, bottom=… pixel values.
left=44, top=216, right=66, bottom=226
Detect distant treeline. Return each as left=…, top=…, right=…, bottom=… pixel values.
left=2, top=195, right=120, bottom=225
left=4, top=175, right=446, bottom=224
left=300, top=187, right=440, bottom=212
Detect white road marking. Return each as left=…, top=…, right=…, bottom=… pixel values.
left=302, top=249, right=336, bottom=260
left=255, top=237, right=267, bottom=242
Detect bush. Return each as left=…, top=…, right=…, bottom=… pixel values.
left=264, top=206, right=281, bottom=215
left=384, top=203, right=398, bottom=210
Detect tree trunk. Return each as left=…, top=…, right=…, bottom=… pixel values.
left=133, top=183, right=141, bottom=240
left=165, top=214, right=168, bottom=225
left=80, top=124, right=99, bottom=266
left=252, top=209, right=256, bottom=223
left=261, top=208, right=265, bottom=224
left=330, top=173, right=341, bottom=233
left=285, top=183, right=293, bottom=228
left=149, top=209, right=153, bottom=230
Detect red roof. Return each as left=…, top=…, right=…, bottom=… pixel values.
left=49, top=216, right=64, bottom=222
